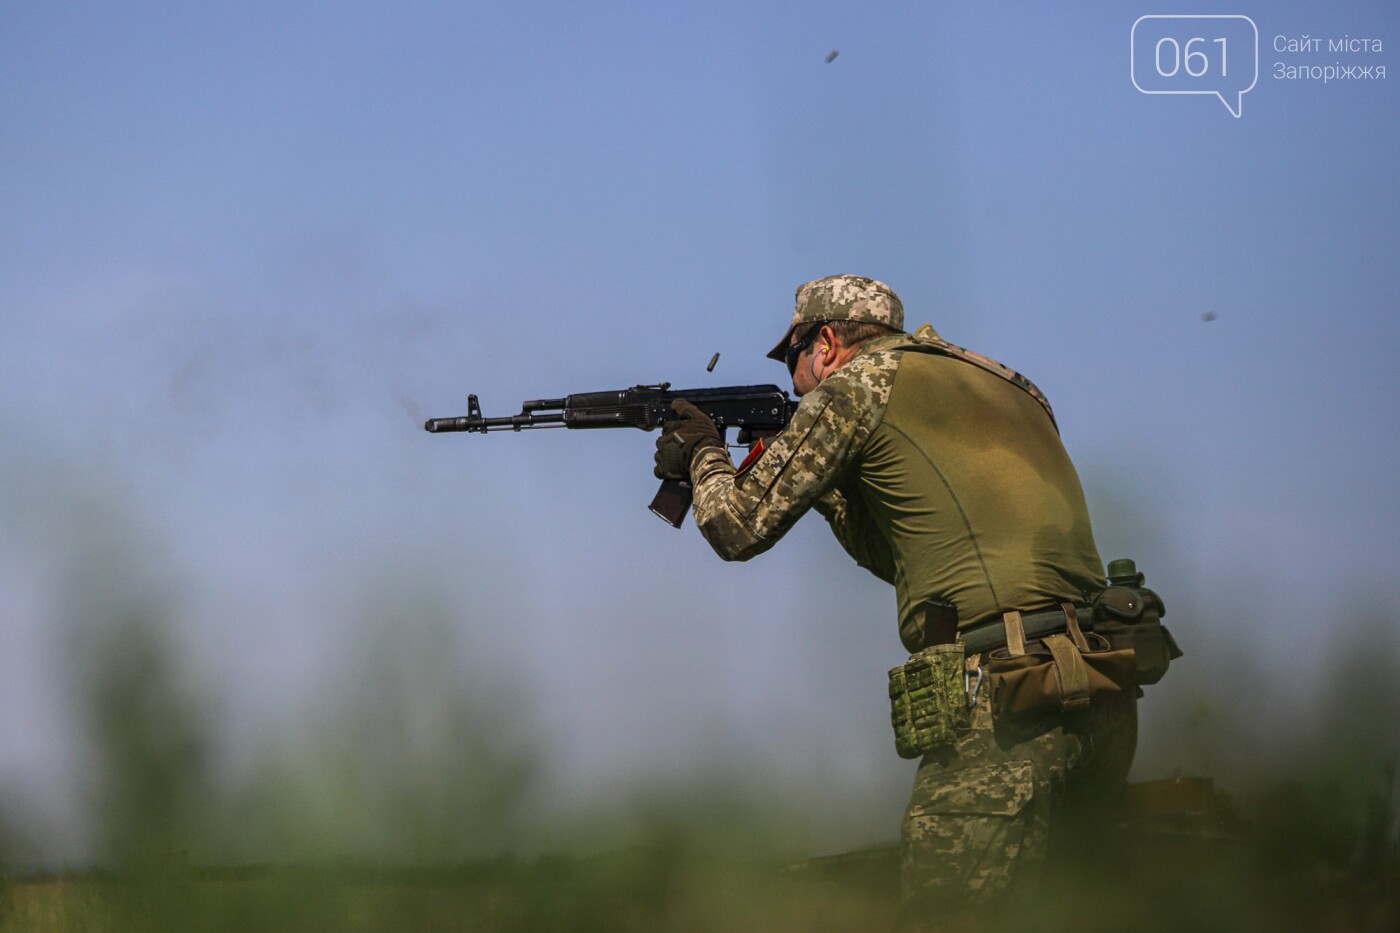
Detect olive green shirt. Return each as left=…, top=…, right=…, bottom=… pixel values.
left=689, top=325, right=1105, bottom=652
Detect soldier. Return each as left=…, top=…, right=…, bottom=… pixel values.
left=653, top=275, right=1137, bottom=925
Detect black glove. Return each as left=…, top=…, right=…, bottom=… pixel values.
left=653, top=399, right=723, bottom=480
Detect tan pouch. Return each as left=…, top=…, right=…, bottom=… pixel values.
left=985, top=603, right=1137, bottom=718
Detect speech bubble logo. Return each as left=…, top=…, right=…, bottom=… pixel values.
left=1132, top=15, right=1258, bottom=117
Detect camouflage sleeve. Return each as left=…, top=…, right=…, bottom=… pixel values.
left=687, top=354, right=893, bottom=562
left=813, top=485, right=897, bottom=584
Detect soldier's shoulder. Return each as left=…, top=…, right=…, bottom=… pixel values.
left=814, top=345, right=901, bottom=416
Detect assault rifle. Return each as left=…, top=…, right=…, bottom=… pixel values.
left=425, top=382, right=795, bottom=527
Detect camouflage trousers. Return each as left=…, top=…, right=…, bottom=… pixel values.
left=897, top=672, right=1137, bottom=929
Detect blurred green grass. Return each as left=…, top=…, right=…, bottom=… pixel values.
left=0, top=533, right=1396, bottom=930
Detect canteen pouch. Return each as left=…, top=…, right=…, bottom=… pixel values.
left=888, top=641, right=971, bottom=759
left=1091, top=585, right=1181, bottom=686
left=985, top=604, right=1137, bottom=719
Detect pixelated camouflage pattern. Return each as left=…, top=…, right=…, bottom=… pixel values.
left=897, top=684, right=1137, bottom=927
left=889, top=642, right=971, bottom=759
left=766, top=274, right=905, bottom=361
left=689, top=338, right=903, bottom=560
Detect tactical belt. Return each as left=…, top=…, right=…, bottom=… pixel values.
left=958, top=604, right=1094, bottom=656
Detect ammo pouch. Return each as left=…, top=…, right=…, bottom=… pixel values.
left=985, top=603, right=1136, bottom=718
left=1090, top=585, right=1182, bottom=686
left=888, top=641, right=971, bottom=759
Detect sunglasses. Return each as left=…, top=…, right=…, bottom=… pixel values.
left=784, top=320, right=829, bottom=376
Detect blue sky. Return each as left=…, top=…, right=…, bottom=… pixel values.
left=2, top=1, right=1398, bottom=857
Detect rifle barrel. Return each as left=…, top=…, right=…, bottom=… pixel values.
left=424, top=412, right=566, bottom=433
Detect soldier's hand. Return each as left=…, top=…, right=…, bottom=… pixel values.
left=654, top=399, right=723, bottom=480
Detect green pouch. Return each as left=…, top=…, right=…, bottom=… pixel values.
left=888, top=640, right=971, bottom=759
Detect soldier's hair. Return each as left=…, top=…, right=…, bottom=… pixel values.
left=829, top=320, right=903, bottom=347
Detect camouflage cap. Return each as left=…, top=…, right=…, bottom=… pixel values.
left=766, top=274, right=905, bottom=361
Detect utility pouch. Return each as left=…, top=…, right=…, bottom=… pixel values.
left=888, top=641, right=971, bottom=759
left=1091, top=585, right=1182, bottom=686
left=984, top=604, right=1136, bottom=718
